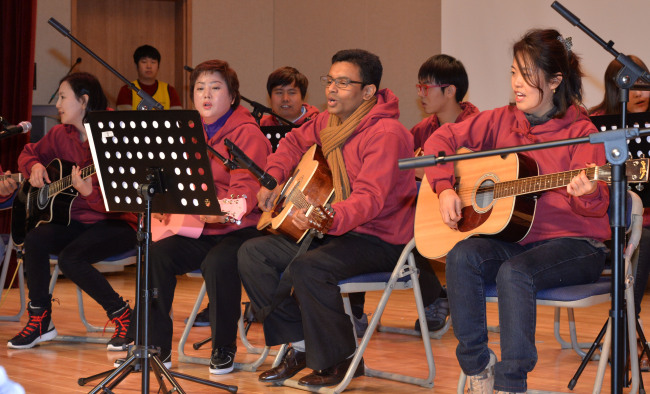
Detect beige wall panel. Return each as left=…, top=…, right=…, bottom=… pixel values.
left=190, top=0, right=274, bottom=110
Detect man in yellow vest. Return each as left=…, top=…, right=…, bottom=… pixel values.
left=116, top=45, right=182, bottom=110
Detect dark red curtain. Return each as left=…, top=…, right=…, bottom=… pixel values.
left=0, top=0, right=37, bottom=233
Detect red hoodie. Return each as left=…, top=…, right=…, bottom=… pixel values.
left=423, top=104, right=610, bottom=245
left=18, top=124, right=137, bottom=228
left=260, top=103, right=320, bottom=127
left=410, top=101, right=479, bottom=150
left=265, top=89, right=416, bottom=245
left=202, top=105, right=272, bottom=235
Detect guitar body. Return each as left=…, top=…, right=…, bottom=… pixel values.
left=11, top=159, right=79, bottom=246
left=260, top=144, right=334, bottom=243
left=415, top=148, right=538, bottom=259
left=151, top=214, right=204, bottom=242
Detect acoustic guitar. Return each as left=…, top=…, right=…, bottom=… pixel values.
left=11, top=159, right=95, bottom=246
left=414, top=148, right=649, bottom=259
left=151, top=197, right=247, bottom=242
left=257, top=144, right=335, bottom=243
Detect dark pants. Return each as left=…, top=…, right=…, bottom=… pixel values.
left=24, top=219, right=136, bottom=314
left=238, top=232, right=403, bottom=371
left=145, top=227, right=262, bottom=353
left=634, top=227, right=650, bottom=317
left=446, top=237, right=605, bottom=393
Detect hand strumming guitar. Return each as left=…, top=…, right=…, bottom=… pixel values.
left=257, top=184, right=282, bottom=212
left=28, top=163, right=51, bottom=188
left=438, top=188, right=462, bottom=230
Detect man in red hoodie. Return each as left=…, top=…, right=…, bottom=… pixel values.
left=238, top=49, right=417, bottom=387
left=261, top=66, right=320, bottom=127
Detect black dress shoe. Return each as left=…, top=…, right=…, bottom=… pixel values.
left=298, top=357, right=364, bottom=386
left=258, top=347, right=307, bottom=382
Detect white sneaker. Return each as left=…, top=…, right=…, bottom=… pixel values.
left=467, top=349, right=496, bottom=394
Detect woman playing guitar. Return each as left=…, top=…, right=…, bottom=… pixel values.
left=423, top=29, right=610, bottom=394
left=8, top=72, right=137, bottom=351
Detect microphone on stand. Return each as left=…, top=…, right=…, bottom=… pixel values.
left=48, top=57, right=82, bottom=104
left=0, top=121, right=32, bottom=141
left=224, top=138, right=278, bottom=190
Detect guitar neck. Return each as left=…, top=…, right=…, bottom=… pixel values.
left=0, top=173, right=23, bottom=183
left=48, top=164, right=96, bottom=197
left=494, top=165, right=601, bottom=199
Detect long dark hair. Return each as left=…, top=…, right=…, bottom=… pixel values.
left=513, top=29, right=583, bottom=117
left=589, top=55, right=649, bottom=115
left=60, top=72, right=108, bottom=121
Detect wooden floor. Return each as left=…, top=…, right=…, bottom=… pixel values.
left=0, top=263, right=645, bottom=393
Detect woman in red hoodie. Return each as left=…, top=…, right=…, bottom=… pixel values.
left=127, top=59, right=271, bottom=374
left=8, top=72, right=137, bottom=351
left=424, top=29, right=609, bottom=393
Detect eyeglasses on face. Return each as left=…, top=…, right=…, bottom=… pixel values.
left=416, top=83, right=450, bottom=96
left=320, top=75, right=364, bottom=89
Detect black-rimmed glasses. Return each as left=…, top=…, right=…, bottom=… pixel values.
left=320, top=76, right=364, bottom=89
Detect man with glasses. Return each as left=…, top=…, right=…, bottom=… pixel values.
left=238, top=49, right=416, bottom=387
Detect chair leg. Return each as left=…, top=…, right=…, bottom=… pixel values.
left=0, top=239, right=25, bottom=321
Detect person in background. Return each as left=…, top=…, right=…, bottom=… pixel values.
left=424, top=29, right=610, bottom=393
left=261, top=66, right=320, bottom=127
left=589, top=54, right=650, bottom=370
left=116, top=44, right=182, bottom=110
left=8, top=72, right=137, bottom=352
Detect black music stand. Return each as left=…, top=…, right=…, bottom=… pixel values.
left=261, top=125, right=295, bottom=151
left=78, top=110, right=237, bottom=393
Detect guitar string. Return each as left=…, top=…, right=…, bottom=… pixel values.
left=451, top=167, right=598, bottom=200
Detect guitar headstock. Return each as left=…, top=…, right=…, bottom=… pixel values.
left=220, top=196, right=247, bottom=225
left=626, top=158, right=649, bottom=183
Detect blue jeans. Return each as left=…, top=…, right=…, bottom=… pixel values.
left=446, top=237, right=605, bottom=392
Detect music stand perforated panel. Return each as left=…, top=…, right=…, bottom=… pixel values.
left=591, top=112, right=650, bottom=206
left=261, top=125, right=293, bottom=152
left=85, top=110, right=222, bottom=215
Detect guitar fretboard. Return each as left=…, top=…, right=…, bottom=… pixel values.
left=493, top=166, right=603, bottom=199
left=48, top=164, right=96, bottom=197
left=0, top=173, right=23, bottom=183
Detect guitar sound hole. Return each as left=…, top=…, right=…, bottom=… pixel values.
left=37, top=185, right=50, bottom=210
left=474, top=180, right=494, bottom=210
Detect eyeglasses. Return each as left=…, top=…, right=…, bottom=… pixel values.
left=320, top=76, right=364, bottom=89
left=416, top=83, right=450, bottom=96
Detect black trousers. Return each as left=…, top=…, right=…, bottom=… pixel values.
left=145, top=227, right=262, bottom=353
left=24, top=219, right=136, bottom=314
left=238, top=232, right=404, bottom=371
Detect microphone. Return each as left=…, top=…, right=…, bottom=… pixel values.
left=0, top=121, right=32, bottom=140
left=224, top=138, right=278, bottom=190
left=183, top=65, right=194, bottom=73
left=48, top=57, right=82, bottom=104
left=551, top=2, right=580, bottom=26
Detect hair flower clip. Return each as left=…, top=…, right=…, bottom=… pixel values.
left=557, top=35, right=572, bottom=53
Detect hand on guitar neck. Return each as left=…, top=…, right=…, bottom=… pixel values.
left=0, top=171, right=19, bottom=196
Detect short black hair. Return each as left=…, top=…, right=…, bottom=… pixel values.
left=418, top=54, right=469, bottom=102
left=133, top=45, right=161, bottom=64
left=266, top=67, right=309, bottom=98
left=331, top=49, right=382, bottom=90
left=60, top=72, right=108, bottom=121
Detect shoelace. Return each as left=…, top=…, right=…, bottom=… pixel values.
left=104, top=308, right=130, bottom=338
left=19, top=311, right=48, bottom=338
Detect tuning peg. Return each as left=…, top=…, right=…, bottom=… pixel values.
left=636, top=184, right=645, bottom=192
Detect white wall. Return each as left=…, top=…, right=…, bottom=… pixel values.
left=442, top=0, right=650, bottom=112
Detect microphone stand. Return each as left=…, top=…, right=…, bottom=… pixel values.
left=47, top=57, right=81, bottom=104
left=47, top=18, right=163, bottom=111
left=550, top=3, right=650, bottom=392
